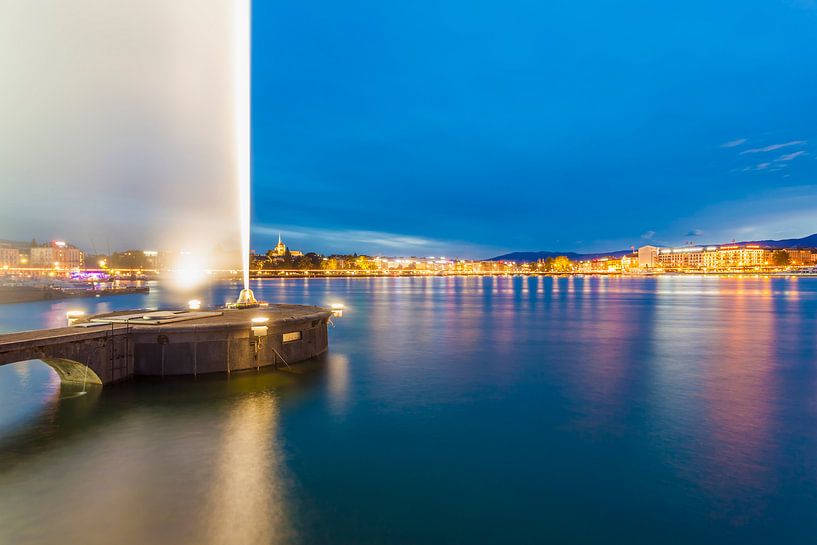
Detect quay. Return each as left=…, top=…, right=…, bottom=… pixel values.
left=0, top=285, right=150, bottom=305
left=0, top=304, right=331, bottom=385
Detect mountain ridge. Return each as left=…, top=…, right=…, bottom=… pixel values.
left=489, top=233, right=817, bottom=262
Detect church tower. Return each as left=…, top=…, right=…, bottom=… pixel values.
left=273, top=233, right=288, bottom=256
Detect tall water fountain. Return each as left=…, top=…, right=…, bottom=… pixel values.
left=0, top=0, right=333, bottom=386
left=234, top=0, right=259, bottom=309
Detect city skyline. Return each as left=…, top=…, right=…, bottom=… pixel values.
left=250, top=0, right=817, bottom=256
left=2, top=0, right=817, bottom=259
left=4, top=230, right=817, bottom=265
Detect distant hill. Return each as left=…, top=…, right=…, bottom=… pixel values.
left=745, top=233, right=817, bottom=249
left=489, top=232, right=817, bottom=262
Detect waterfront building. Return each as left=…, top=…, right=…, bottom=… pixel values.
left=698, top=245, right=771, bottom=269
left=657, top=246, right=708, bottom=269
left=645, top=244, right=774, bottom=271
left=108, top=250, right=164, bottom=270
left=29, top=241, right=83, bottom=270
left=372, top=256, right=456, bottom=272
left=784, top=248, right=817, bottom=265
left=638, top=245, right=660, bottom=268
left=0, top=247, right=20, bottom=268
left=577, top=257, right=624, bottom=273
left=621, top=253, right=639, bottom=271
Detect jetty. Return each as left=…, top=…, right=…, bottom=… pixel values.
left=0, top=304, right=331, bottom=385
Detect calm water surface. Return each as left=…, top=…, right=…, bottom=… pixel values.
left=1, top=276, right=816, bottom=544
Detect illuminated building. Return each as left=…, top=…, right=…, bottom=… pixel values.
left=657, top=246, right=708, bottom=269
left=646, top=244, right=774, bottom=271
left=784, top=249, right=817, bottom=265
left=621, top=253, right=639, bottom=271
left=577, top=257, right=624, bottom=273
left=638, top=245, right=660, bottom=268
left=269, top=233, right=303, bottom=258
left=372, top=256, right=456, bottom=272
left=29, top=241, right=84, bottom=269
left=0, top=246, right=20, bottom=268
left=698, top=245, right=771, bottom=269
left=108, top=250, right=164, bottom=270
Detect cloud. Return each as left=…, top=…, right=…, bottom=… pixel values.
left=640, top=230, right=656, bottom=240
left=685, top=229, right=704, bottom=237
left=252, top=224, right=499, bottom=258
left=721, top=138, right=747, bottom=148
left=740, top=141, right=806, bottom=154
left=743, top=162, right=772, bottom=172
left=776, top=150, right=806, bottom=161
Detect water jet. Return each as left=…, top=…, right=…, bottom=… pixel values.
left=233, top=287, right=260, bottom=309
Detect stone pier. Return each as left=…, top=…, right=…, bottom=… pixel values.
left=0, top=305, right=332, bottom=385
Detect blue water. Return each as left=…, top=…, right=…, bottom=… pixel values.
left=1, top=276, right=816, bottom=544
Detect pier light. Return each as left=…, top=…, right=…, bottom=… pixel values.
left=330, top=303, right=344, bottom=310
left=188, top=299, right=202, bottom=310
left=66, top=310, right=85, bottom=326
left=251, top=316, right=269, bottom=337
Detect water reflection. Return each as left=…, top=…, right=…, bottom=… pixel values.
left=0, top=370, right=310, bottom=545
left=206, top=393, right=293, bottom=545
left=2, top=277, right=817, bottom=544
left=647, top=277, right=779, bottom=522
left=326, top=353, right=351, bottom=417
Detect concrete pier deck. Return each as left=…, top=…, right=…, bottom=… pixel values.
left=0, top=304, right=332, bottom=385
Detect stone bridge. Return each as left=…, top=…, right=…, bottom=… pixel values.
left=0, top=305, right=332, bottom=385
left=0, top=324, right=131, bottom=385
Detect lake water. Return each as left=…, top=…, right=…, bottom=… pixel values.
left=1, top=276, right=816, bottom=544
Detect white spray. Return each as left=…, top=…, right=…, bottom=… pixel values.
left=234, top=0, right=252, bottom=293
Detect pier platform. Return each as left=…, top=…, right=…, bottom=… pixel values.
left=0, top=305, right=332, bottom=385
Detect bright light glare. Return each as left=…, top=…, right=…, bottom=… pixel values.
left=170, top=268, right=206, bottom=291
left=330, top=303, right=345, bottom=310
left=188, top=299, right=202, bottom=310
left=251, top=316, right=269, bottom=323
left=168, top=251, right=208, bottom=292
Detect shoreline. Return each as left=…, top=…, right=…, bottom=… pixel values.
left=248, top=271, right=817, bottom=279
left=0, top=285, right=149, bottom=305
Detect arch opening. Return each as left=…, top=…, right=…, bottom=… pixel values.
left=40, top=358, right=103, bottom=386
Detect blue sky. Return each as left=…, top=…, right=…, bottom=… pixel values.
left=251, top=0, right=817, bottom=258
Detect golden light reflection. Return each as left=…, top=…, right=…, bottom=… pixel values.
left=698, top=281, right=776, bottom=517
left=327, top=353, right=351, bottom=415
left=206, top=393, right=293, bottom=545
left=649, top=276, right=778, bottom=521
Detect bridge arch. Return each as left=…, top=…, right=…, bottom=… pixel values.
left=40, top=358, right=103, bottom=386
